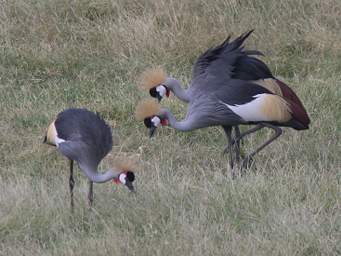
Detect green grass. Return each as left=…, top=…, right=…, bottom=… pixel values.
left=0, top=0, right=340, bottom=255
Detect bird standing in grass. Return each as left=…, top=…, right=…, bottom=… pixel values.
left=137, top=31, right=274, bottom=167
left=136, top=31, right=310, bottom=172
left=44, top=108, right=136, bottom=210
left=135, top=75, right=309, bottom=175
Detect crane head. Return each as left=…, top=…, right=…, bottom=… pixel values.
left=113, top=171, right=135, bottom=192
left=138, top=67, right=170, bottom=102
left=149, top=85, right=170, bottom=102
left=112, top=159, right=136, bottom=192
left=135, top=99, right=168, bottom=137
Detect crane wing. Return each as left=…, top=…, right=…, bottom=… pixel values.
left=57, top=141, right=88, bottom=163
left=191, top=30, right=273, bottom=86
left=55, top=108, right=113, bottom=163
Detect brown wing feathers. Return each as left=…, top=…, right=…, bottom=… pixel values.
left=252, top=78, right=309, bottom=128
left=273, top=79, right=310, bottom=128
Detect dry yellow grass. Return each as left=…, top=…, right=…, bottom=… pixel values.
left=0, top=0, right=340, bottom=255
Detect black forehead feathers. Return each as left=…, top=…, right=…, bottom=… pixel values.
left=144, top=117, right=153, bottom=128
left=126, top=171, right=135, bottom=182
left=149, top=87, right=158, bottom=98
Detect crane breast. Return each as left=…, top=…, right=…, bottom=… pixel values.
left=222, top=94, right=292, bottom=123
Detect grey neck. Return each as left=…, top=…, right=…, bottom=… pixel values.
left=164, top=78, right=190, bottom=103
left=79, top=163, right=121, bottom=183
left=160, top=108, right=194, bottom=132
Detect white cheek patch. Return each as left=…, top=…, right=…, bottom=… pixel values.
left=119, top=173, right=127, bottom=184
left=151, top=116, right=161, bottom=127
left=156, top=85, right=166, bottom=97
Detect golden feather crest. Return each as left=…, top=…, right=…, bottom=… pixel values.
left=113, top=156, right=138, bottom=172
left=138, top=67, right=167, bottom=91
left=134, top=99, right=161, bottom=121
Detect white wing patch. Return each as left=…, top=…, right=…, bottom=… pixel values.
left=55, top=136, right=66, bottom=147
left=220, top=93, right=291, bottom=122
left=46, top=121, right=66, bottom=147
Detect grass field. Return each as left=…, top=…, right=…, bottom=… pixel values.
left=0, top=0, right=340, bottom=255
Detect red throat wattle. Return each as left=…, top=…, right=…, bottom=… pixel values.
left=160, top=119, right=168, bottom=126
left=166, top=89, right=170, bottom=97
left=112, top=177, right=120, bottom=184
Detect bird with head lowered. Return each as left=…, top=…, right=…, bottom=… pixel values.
left=137, top=31, right=275, bottom=167
left=44, top=108, right=136, bottom=210
left=135, top=70, right=309, bottom=174
left=136, top=31, right=310, bottom=174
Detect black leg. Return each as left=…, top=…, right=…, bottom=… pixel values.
left=232, top=124, right=265, bottom=146
left=222, top=126, right=236, bottom=178
left=241, top=124, right=282, bottom=169
left=69, top=159, right=75, bottom=212
left=88, top=180, right=94, bottom=208
left=233, top=126, right=241, bottom=164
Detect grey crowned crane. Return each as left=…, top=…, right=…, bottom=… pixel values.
left=44, top=108, right=136, bottom=209
left=137, top=30, right=310, bottom=172
left=138, top=30, right=275, bottom=167
left=135, top=76, right=309, bottom=174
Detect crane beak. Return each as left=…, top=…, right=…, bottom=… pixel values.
left=156, top=94, right=162, bottom=102
left=125, top=181, right=135, bottom=192
left=149, top=126, right=157, bottom=138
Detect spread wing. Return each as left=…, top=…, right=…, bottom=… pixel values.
left=191, top=30, right=273, bottom=85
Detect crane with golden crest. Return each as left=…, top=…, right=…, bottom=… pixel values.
left=44, top=108, right=136, bottom=210
left=135, top=31, right=310, bottom=175
left=137, top=31, right=278, bottom=168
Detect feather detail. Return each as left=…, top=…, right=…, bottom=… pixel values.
left=113, top=156, right=137, bottom=172
left=45, top=120, right=57, bottom=145
left=260, top=94, right=292, bottom=122
left=138, top=67, right=167, bottom=91
left=254, top=78, right=283, bottom=96
left=224, top=94, right=292, bottom=123
left=135, top=99, right=161, bottom=121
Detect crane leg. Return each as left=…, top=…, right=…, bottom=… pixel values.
left=231, top=124, right=265, bottom=146
left=69, top=159, right=75, bottom=211
left=241, top=124, right=282, bottom=169
left=88, top=180, right=94, bottom=207
left=222, top=126, right=236, bottom=178
left=233, top=126, right=241, bottom=163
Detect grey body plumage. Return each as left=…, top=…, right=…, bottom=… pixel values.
left=44, top=108, right=135, bottom=210
left=139, top=31, right=310, bottom=174
left=148, top=31, right=276, bottom=169
left=56, top=108, right=113, bottom=167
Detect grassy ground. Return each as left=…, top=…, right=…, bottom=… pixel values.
left=0, top=0, right=340, bottom=255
